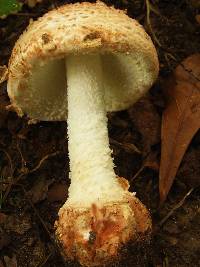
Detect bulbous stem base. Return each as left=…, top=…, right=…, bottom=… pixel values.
left=55, top=178, right=152, bottom=267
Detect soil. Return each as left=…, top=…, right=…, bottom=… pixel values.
left=0, top=0, right=200, bottom=266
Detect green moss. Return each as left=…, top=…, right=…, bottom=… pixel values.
left=0, top=0, right=22, bottom=17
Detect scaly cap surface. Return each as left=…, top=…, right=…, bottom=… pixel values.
left=8, top=1, right=159, bottom=121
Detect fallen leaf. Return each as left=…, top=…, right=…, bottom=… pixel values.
left=130, top=151, right=159, bottom=183
left=27, top=177, right=54, bottom=204
left=0, top=229, right=10, bottom=250
left=190, top=0, right=200, bottom=8
left=0, top=213, right=10, bottom=251
left=128, top=95, right=161, bottom=154
left=4, top=255, right=17, bottom=267
left=177, top=148, right=200, bottom=188
left=0, top=212, right=7, bottom=224
left=0, top=83, right=10, bottom=128
left=47, top=182, right=68, bottom=202
left=196, top=14, right=200, bottom=24
left=110, top=138, right=141, bottom=154
left=4, top=214, right=31, bottom=235
left=159, top=54, right=200, bottom=203
left=144, top=151, right=160, bottom=171
left=0, top=65, right=8, bottom=84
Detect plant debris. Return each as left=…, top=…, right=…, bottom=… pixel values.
left=159, top=54, right=200, bottom=204
left=0, top=0, right=22, bottom=18
left=27, top=176, right=54, bottom=204
left=47, top=182, right=68, bottom=202
left=159, top=188, right=194, bottom=227
left=128, top=95, right=161, bottom=154
left=3, top=255, right=17, bottom=267
left=0, top=66, right=8, bottom=84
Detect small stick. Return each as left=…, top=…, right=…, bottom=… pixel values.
left=159, top=188, right=194, bottom=227
left=145, top=0, right=162, bottom=47
left=29, top=151, right=60, bottom=174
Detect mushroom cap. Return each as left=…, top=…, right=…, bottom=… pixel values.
left=8, top=1, right=159, bottom=121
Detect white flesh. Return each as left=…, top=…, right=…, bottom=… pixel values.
left=65, top=54, right=124, bottom=207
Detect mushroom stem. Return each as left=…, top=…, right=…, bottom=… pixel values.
left=65, top=54, right=124, bottom=206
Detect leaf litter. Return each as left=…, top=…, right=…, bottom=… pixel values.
left=128, top=94, right=161, bottom=155
left=159, top=54, right=200, bottom=203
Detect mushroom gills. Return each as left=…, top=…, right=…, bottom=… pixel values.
left=23, top=52, right=153, bottom=121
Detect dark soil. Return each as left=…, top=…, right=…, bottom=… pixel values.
left=0, top=0, right=200, bottom=266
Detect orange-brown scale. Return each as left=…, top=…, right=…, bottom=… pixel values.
left=55, top=191, right=151, bottom=267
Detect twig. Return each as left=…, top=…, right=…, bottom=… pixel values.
left=0, top=149, right=14, bottom=177
left=36, top=253, right=52, bottom=267
left=22, top=181, right=68, bottom=267
left=16, top=140, right=27, bottom=172
left=2, top=182, right=52, bottom=236
left=2, top=181, right=66, bottom=265
left=0, top=151, right=60, bottom=205
left=29, top=151, right=60, bottom=174
left=164, top=52, right=178, bottom=70
left=130, top=151, right=159, bottom=183
left=130, top=165, right=145, bottom=183
left=159, top=188, right=194, bottom=227
left=145, top=0, right=162, bottom=47
left=21, top=185, right=51, bottom=236
left=110, top=139, right=141, bottom=154
left=0, top=172, right=4, bottom=208
left=0, top=149, right=15, bottom=205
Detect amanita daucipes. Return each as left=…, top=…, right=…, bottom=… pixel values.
left=7, top=2, right=159, bottom=266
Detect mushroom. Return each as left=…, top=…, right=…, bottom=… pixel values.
left=7, top=2, right=159, bottom=266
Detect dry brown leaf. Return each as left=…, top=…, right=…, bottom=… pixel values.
left=130, top=151, right=159, bottom=183
left=4, top=255, right=17, bottom=267
left=27, top=177, right=54, bottom=204
left=159, top=54, right=200, bottom=204
left=177, top=148, right=200, bottom=188
left=128, top=95, right=161, bottom=154
left=0, top=230, right=10, bottom=251
left=0, top=65, right=8, bottom=84
left=196, top=14, right=200, bottom=24
left=47, top=182, right=68, bottom=202
left=0, top=212, right=7, bottom=224
left=4, top=214, right=32, bottom=235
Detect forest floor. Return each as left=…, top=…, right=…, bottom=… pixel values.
left=0, top=0, right=200, bottom=266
